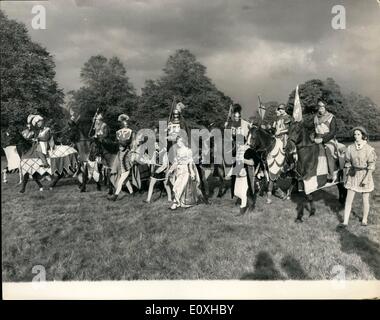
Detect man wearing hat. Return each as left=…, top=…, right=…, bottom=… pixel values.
left=271, top=103, right=292, bottom=147
left=313, top=101, right=338, bottom=182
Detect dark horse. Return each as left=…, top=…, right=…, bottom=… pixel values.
left=55, top=114, right=112, bottom=193
left=288, top=120, right=347, bottom=222
left=195, top=125, right=260, bottom=212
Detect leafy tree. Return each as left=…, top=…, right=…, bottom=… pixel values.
left=69, top=55, right=137, bottom=137
left=286, top=78, right=380, bottom=139
left=136, top=49, right=233, bottom=129
left=343, top=92, right=380, bottom=139
left=0, top=10, right=64, bottom=147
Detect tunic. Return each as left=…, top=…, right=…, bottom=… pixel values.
left=344, top=142, right=377, bottom=193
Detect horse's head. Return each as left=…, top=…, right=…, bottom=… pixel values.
left=248, top=125, right=273, bottom=152
left=288, top=121, right=303, bottom=146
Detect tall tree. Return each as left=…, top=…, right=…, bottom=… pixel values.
left=69, top=55, right=137, bottom=137
left=136, top=49, right=233, bottom=129
left=0, top=10, right=64, bottom=146
left=286, top=78, right=380, bottom=138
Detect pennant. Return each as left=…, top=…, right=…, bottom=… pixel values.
left=293, top=85, right=303, bottom=122
left=257, top=96, right=266, bottom=120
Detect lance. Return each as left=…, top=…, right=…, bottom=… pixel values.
left=167, top=96, right=177, bottom=123
left=88, top=106, right=100, bottom=138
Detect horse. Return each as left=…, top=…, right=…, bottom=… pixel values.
left=287, top=120, right=347, bottom=222
left=60, top=115, right=112, bottom=193
left=247, top=125, right=296, bottom=204
left=195, top=125, right=261, bottom=213
left=18, top=141, right=78, bottom=193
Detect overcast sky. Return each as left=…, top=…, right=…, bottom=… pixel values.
left=1, top=0, right=379, bottom=117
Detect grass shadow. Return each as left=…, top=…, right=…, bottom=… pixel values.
left=336, top=226, right=380, bottom=279
left=280, top=255, right=310, bottom=280
left=240, top=251, right=285, bottom=280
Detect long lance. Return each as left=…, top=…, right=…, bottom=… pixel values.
left=88, top=106, right=100, bottom=138
left=167, top=96, right=177, bottom=123
left=258, top=95, right=265, bottom=126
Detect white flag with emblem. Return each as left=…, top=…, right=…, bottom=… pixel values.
left=293, top=85, right=303, bottom=122
left=257, top=96, right=266, bottom=120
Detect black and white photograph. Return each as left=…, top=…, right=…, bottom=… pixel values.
left=1, top=0, right=379, bottom=300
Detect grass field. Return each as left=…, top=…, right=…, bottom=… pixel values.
left=2, top=142, right=380, bottom=281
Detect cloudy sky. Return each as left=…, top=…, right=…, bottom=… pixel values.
left=1, top=0, right=379, bottom=116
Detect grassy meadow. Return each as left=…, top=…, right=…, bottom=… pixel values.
left=2, top=142, right=380, bottom=281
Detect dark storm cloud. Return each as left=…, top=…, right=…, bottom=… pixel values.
left=1, top=0, right=379, bottom=116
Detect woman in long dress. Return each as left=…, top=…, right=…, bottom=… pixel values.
left=340, top=126, right=377, bottom=227
left=168, top=136, right=201, bottom=210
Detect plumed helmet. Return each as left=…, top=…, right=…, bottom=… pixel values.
left=31, top=115, right=43, bottom=126
left=118, top=114, right=129, bottom=122
left=175, top=102, right=186, bottom=113
left=27, top=114, right=36, bottom=125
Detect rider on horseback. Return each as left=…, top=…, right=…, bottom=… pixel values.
left=22, top=115, right=55, bottom=169
left=312, top=101, right=338, bottom=182
left=271, top=103, right=292, bottom=147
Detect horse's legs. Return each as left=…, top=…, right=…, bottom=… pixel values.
left=49, top=172, right=64, bottom=189
left=32, top=173, right=43, bottom=191
left=216, top=165, right=226, bottom=197
left=19, top=173, right=29, bottom=193
left=246, top=165, right=257, bottom=210
left=2, top=168, right=8, bottom=183
left=201, top=166, right=212, bottom=200
left=230, top=175, right=236, bottom=199
left=106, top=169, right=114, bottom=195
left=308, top=194, right=316, bottom=216
left=295, top=193, right=305, bottom=222
left=80, top=162, right=88, bottom=192
left=267, top=180, right=274, bottom=204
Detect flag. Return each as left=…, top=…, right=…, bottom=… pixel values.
left=257, top=96, right=266, bottom=120
left=293, top=85, right=303, bottom=122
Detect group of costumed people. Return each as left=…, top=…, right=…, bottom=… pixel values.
left=7, top=99, right=377, bottom=226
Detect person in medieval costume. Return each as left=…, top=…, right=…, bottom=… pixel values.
left=224, top=103, right=251, bottom=196
left=167, top=102, right=190, bottom=143
left=167, top=136, right=202, bottom=210
left=89, top=112, right=110, bottom=162
left=312, top=101, right=339, bottom=182
left=108, top=114, right=135, bottom=201
left=271, top=104, right=292, bottom=147
left=22, top=115, right=55, bottom=168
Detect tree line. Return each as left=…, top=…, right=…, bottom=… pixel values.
left=1, top=10, right=380, bottom=150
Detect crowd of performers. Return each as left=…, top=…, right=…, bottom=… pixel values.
left=2, top=100, right=377, bottom=227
